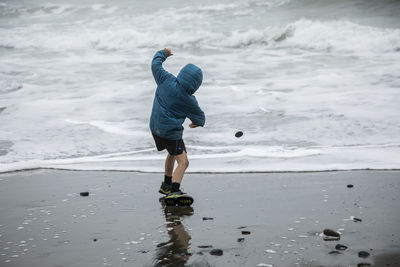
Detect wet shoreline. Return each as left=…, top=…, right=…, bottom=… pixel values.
left=0, top=170, right=399, bottom=266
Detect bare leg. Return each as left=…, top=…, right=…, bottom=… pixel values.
left=165, top=153, right=175, bottom=177
left=172, top=151, right=189, bottom=184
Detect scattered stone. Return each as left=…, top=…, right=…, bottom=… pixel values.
left=237, top=238, right=245, bottom=242
left=353, top=217, right=362, bottom=223
left=235, top=131, right=243, bottom=138
left=358, top=251, right=370, bottom=258
left=329, top=250, right=342, bottom=255
left=323, top=229, right=340, bottom=237
left=80, top=192, right=89, bottom=197
left=241, top=231, right=251, bottom=235
left=209, top=249, right=223, bottom=256
left=357, top=263, right=371, bottom=267
left=198, top=245, right=212, bottom=248
left=202, top=217, right=213, bottom=221
left=347, top=184, right=354, bottom=188
left=335, top=244, right=348, bottom=250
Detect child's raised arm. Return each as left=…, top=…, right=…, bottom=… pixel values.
left=151, top=48, right=173, bottom=85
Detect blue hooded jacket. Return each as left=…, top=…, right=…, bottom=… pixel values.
left=150, top=50, right=205, bottom=140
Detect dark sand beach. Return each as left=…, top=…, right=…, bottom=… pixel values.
left=0, top=170, right=399, bottom=267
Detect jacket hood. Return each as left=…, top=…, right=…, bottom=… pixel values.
left=177, top=64, right=203, bottom=95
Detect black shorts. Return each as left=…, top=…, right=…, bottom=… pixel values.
left=152, top=133, right=186, bottom=155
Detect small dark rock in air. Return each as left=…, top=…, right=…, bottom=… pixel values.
left=241, top=231, right=251, bottom=235
left=353, top=217, right=362, bottom=222
left=235, top=131, right=243, bottom=138
left=358, top=251, right=370, bottom=258
left=347, top=184, right=354, bottom=188
left=202, top=217, right=214, bottom=221
left=209, top=249, right=223, bottom=256
left=323, top=229, right=340, bottom=237
left=93, top=238, right=97, bottom=242
left=237, top=238, right=245, bottom=242
left=80, top=192, right=89, bottom=197
left=335, top=244, right=348, bottom=250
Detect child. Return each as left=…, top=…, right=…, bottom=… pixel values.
left=150, top=48, right=205, bottom=205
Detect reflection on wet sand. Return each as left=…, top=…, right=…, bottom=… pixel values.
left=154, top=198, right=194, bottom=267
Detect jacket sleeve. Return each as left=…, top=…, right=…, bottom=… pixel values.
left=151, top=50, right=172, bottom=85
left=187, top=96, right=206, bottom=127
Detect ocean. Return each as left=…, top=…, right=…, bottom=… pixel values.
left=1, top=0, right=399, bottom=173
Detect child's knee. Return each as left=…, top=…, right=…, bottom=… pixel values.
left=180, top=157, right=189, bottom=169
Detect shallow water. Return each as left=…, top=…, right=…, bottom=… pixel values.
left=1, top=0, right=400, bottom=172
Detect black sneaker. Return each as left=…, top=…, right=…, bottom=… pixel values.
left=164, top=190, right=194, bottom=206
left=159, top=182, right=172, bottom=195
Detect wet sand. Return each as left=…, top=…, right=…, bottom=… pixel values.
left=0, top=170, right=399, bottom=267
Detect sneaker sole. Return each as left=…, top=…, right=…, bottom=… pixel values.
left=164, top=195, right=194, bottom=206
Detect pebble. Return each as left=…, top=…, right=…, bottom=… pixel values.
left=353, top=217, right=362, bottom=223
left=358, top=251, right=370, bottom=258
left=347, top=184, right=354, bottom=188
left=323, top=229, right=340, bottom=237
left=237, top=238, right=245, bottom=242
left=335, top=244, right=348, bottom=250
left=80, top=192, right=89, bottom=197
left=202, top=217, right=213, bottom=221
left=241, top=231, right=251, bottom=235
left=197, top=245, right=212, bottom=248
left=235, top=131, right=243, bottom=138
left=209, top=249, right=223, bottom=256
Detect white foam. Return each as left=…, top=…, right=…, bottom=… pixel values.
left=1, top=144, right=399, bottom=173
left=1, top=16, right=399, bottom=54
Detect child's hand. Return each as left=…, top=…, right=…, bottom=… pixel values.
left=189, top=123, right=199, bottom=128
left=164, top=48, right=173, bottom=57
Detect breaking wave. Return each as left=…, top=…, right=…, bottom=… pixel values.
left=1, top=18, right=399, bottom=53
